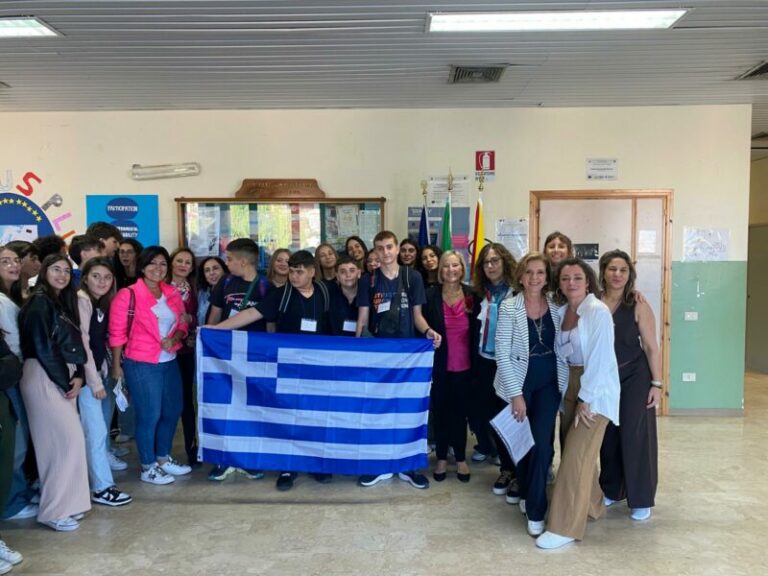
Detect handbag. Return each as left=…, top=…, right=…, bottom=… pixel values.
left=0, top=336, right=22, bottom=390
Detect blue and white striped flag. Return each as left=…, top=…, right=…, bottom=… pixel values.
left=196, top=329, right=434, bottom=475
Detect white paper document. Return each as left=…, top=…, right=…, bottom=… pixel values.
left=490, top=405, right=535, bottom=465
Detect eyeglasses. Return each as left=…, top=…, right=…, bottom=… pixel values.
left=483, top=257, right=502, bottom=267
left=0, top=257, right=21, bottom=267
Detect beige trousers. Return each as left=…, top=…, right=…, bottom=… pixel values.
left=547, top=366, right=608, bottom=540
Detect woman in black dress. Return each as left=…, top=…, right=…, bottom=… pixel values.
left=598, top=250, right=661, bottom=521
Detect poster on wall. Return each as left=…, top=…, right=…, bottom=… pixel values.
left=682, top=227, right=730, bottom=261
left=86, top=195, right=159, bottom=246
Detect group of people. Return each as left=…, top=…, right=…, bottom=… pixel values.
left=0, top=223, right=661, bottom=570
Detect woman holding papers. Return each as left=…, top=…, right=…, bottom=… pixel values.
left=421, top=251, right=477, bottom=482
left=598, top=250, right=660, bottom=522
left=494, top=253, right=568, bottom=537
left=535, top=258, right=620, bottom=550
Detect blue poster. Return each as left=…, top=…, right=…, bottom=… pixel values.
left=86, top=195, right=159, bottom=246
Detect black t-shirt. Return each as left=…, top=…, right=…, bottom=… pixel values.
left=357, top=266, right=426, bottom=338
left=89, top=301, right=109, bottom=368
left=327, top=281, right=359, bottom=336
left=209, top=274, right=268, bottom=332
left=257, top=283, right=330, bottom=335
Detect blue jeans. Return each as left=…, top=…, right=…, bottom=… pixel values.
left=78, top=382, right=114, bottom=493
left=1, top=385, right=36, bottom=519
left=123, top=358, right=182, bottom=466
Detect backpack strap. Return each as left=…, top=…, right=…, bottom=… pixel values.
left=315, top=280, right=330, bottom=313
left=278, top=283, right=293, bottom=315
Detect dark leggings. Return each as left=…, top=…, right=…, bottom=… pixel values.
left=177, top=353, right=197, bottom=461
left=431, top=370, right=471, bottom=462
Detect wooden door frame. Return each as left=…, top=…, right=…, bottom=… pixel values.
left=530, top=189, right=673, bottom=415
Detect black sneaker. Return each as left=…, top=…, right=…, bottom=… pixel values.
left=91, top=486, right=132, bottom=507
left=311, top=473, right=333, bottom=484
left=505, top=479, right=521, bottom=504
left=276, top=472, right=297, bottom=491
left=358, top=473, right=394, bottom=487
left=398, top=471, right=430, bottom=489
left=493, top=471, right=513, bottom=495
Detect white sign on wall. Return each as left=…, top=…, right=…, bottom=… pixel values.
left=586, top=158, right=618, bottom=181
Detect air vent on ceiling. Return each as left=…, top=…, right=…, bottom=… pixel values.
left=736, top=61, right=768, bottom=80
left=449, top=64, right=508, bottom=84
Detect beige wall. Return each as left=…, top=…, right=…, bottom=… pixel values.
left=750, top=157, right=768, bottom=225
left=0, top=104, right=751, bottom=260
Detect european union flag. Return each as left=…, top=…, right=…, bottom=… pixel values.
left=196, top=329, right=434, bottom=475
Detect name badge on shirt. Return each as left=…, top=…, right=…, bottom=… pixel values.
left=228, top=308, right=240, bottom=319
left=343, top=320, right=357, bottom=333
left=301, top=318, right=318, bottom=333
left=377, top=300, right=391, bottom=313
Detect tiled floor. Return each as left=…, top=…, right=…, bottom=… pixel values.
left=2, top=372, right=767, bottom=575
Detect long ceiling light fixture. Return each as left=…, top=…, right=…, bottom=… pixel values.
left=0, top=17, right=58, bottom=38
left=427, top=9, right=688, bottom=32
left=130, top=163, right=201, bottom=181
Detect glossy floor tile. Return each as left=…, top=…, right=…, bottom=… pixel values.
left=2, top=372, right=767, bottom=575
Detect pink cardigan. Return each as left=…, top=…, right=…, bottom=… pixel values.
left=109, top=278, right=189, bottom=363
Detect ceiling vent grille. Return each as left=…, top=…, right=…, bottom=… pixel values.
left=736, top=61, right=768, bottom=80
left=449, top=64, right=508, bottom=84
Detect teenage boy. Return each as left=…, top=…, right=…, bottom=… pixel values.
left=205, top=238, right=269, bottom=481
left=85, top=222, right=123, bottom=258
left=355, top=230, right=441, bottom=490
left=211, top=250, right=331, bottom=491
left=328, top=254, right=360, bottom=336
left=68, top=235, right=104, bottom=288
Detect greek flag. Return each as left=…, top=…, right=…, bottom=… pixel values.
left=196, top=329, right=434, bottom=475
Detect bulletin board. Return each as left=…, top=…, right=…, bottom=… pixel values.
left=174, top=197, right=385, bottom=265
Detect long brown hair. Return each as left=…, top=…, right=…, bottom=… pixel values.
left=471, top=243, right=516, bottom=296
left=553, top=257, right=599, bottom=305
left=79, top=257, right=117, bottom=310
left=598, top=249, right=637, bottom=305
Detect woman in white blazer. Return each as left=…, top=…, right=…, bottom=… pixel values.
left=536, top=258, right=620, bottom=550
left=494, top=253, right=569, bottom=537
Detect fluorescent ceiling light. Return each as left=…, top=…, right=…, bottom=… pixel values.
left=130, top=163, right=201, bottom=181
left=0, top=17, right=58, bottom=38
left=428, top=10, right=688, bottom=32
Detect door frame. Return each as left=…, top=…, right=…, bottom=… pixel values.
left=530, top=189, right=673, bottom=415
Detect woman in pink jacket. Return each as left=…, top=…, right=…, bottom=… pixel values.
left=109, top=246, right=190, bottom=486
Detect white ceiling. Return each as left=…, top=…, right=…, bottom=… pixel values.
left=1, top=1, right=767, bottom=156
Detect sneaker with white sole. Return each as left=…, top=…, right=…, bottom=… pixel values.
left=519, top=499, right=527, bottom=515
left=108, top=452, right=128, bottom=471
left=630, top=507, right=651, bottom=521
left=398, top=471, right=429, bottom=489
left=111, top=445, right=130, bottom=458
left=535, top=531, right=575, bottom=549
left=471, top=450, right=489, bottom=463
left=0, top=558, right=11, bottom=575
left=159, top=457, right=191, bottom=476
left=5, top=503, right=38, bottom=520
left=208, top=465, right=236, bottom=481
left=358, top=473, right=393, bottom=487
left=505, top=479, right=520, bottom=504
left=492, top=471, right=513, bottom=495
left=0, top=539, right=23, bottom=565
left=141, top=464, right=175, bottom=485
left=115, top=433, right=133, bottom=443
left=527, top=520, right=545, bottom=537
left=38, top=517, right=80, bottom=532
left=92, top=486, right=133, bottom=507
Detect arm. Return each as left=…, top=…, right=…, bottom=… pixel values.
left=493, top=298, right=519, bottom=402
left=636, top=301, right=663, bottom=408
left=108, top=288, right=130, bottom=380
left=208, top=307, right=264, bottom=330
left=207, top=305, right=223, bottom=326
left=413, top=304, right=441, bottom=349
left=77, top=295, right=106, bottom=397
left=355, top=306, right=370, bottom=337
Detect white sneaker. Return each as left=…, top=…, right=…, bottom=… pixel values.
left=630, top=507, right=651, bottom=521
left=527, top=520, right=545, bottom=537
left=140, top=464, right=175, bottom=485
left=519, top=499, right=527, bottom=515
left=111, top=445, right=130, bottom=457
left=6, top=503, right=38, bottom=520
left=38, top=517, right=80, bottom=532
left=0, top=539, right=23, bottom=565
left=535, top=531, right=575, bottom=550
left=604, top=496, right=625, bottom=507
left=159, top=457, right=191, bottom=476
left=0, top=558, right=12, bottom=575
left=108, top=452, right=128, bottom=471
left=115, top=433, right=132, bottom=443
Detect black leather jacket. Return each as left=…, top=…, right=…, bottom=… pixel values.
left=19, top=291, right=86, bottom=393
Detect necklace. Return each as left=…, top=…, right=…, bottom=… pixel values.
left=532, top=314, right=545, bottom=345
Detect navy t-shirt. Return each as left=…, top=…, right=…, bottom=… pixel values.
left=357, top=267, right=426, bottom=338
left=209, top=274, right=268, bottom=332
left=257, top=283, right=330, bottom=335
left=327, top=282, right=359, bottom=336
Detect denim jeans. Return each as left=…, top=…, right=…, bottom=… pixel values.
left=1, top=385, right=36, bottom=519
left=123, top=358, right=182, bottom=466
left=78, top=382, right=114, bottom=493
